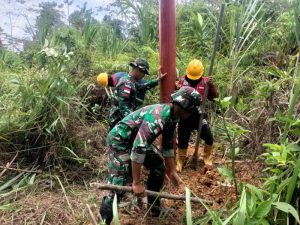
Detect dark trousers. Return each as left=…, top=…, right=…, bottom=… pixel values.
left=177, top=114, right=213, bottom=149
left=100, top=147, right=165, bottom=225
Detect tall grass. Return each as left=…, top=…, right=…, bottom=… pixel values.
left=0, top=43, right=87, bottom=165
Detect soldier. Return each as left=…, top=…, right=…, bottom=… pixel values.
left=107, top=58, right=165, bottom=130
left=99, top=86, right=202, bottom=225
left=176, top=59, right=219, bottom=172
left=97, top=70, right=162, bottom=108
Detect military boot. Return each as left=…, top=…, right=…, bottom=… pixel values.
left=176, top=148, right=187, bottom=172
left=99, top=197, right=113, bottom=225
left=203, top=144, right=213, bottom=166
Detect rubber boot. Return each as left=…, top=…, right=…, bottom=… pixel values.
left=99, top=197, right=113, bottom=225
left=203, top=144, right=213, bottom=166
left=176, top=148, right=187, bottom=173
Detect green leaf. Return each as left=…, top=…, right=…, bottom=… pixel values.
left=9, top=78, right=20, bottom=85
left=113, top=194, right=120, bottom=225
left=223, top=210, right=238, bottom=225
left=273, top=202, right=300, bottom=224
left=192, top=196, right=222, bottom=225
left=246, top=184, right=264, bottom=201
left=246, top=191, right=257, bottom=217
left=240, top=188, right=247, bottom=214
left=287, top=143, right=300, bottom=152
left=220, top=96, right=232, bottom=108
left=28, top=174, right=36, bottom=185
left=217, top=166, right=234, bottom=181
left=263, top=143, right=282, bottom=151
left=197, top=13, right=203, bottom=27
left=233, top=211, right=246, bottom=225
left=291, top=119, right=300, bottom=127
left=185, top=187, right=193, bottom=225
left=286, top=152, right=300, bottom=203
left=253, top=200, right=272, bottom=219
left=233, top=188, right=247, bottom=225
left=259, top=218, right=270, bottom=225
left=234, top=147, right=240, bottom=156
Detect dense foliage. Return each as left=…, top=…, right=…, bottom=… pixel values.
left=0, top=0, right=299, bottom=224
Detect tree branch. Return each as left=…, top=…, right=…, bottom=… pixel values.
left=90, top=183, right=212, bottom=204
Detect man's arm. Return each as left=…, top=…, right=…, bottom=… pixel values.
left=136, top=79, right=159, bottom=91
left=207, top=77, right=219, bottom=101
left=130, top=119, right=163, bottom=191
left=136, top=69, right=167, bottom=91
left=131, top=161, right=145, bottom=196
left=161, top=125, right=180, bottom=186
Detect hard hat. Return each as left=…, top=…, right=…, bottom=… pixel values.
left=129, top=58, right=150, bottom=75
left=171, top=86, right=202, bottom=114
left=97, top=73, right=108, bottom=87
left=186, top=59, right=204, bottom=80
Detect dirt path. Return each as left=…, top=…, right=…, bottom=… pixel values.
left=117, top=146, right=264, bottom=225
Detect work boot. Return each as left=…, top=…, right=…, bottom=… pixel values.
left=203, top=144, right=213, bottom=166
left=99, top=197, right=113, bottom=225
left=148, top=201, right=162, bottom=217
left=149, top=204, right=175, bottom=217
left=176, top=148, right=187, bottom=172
left=147, top=170, right=164, bottom=217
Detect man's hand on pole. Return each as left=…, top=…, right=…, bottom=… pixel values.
left=207, top=76, right=214, bottom=86
left=157, top=66, right=167, bottom=81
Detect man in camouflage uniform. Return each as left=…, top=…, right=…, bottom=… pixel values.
left=100, top=86, right=202, bottom=225
left=97, top=70, right=165, bottom=108
left=108, top=58, right=152, bottom=130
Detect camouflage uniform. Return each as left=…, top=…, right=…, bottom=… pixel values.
left=108, top=75, right=138, bottom=130
left=108, top=58, right=151, bottom=130
left=110, top=72, right=159, bottom=107
left=101, top=103, right=177, bottom=224
left=135, top=79, right=158, bottom=107
left=100, top=87, right=202, bottom=225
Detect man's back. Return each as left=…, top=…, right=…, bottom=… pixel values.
left=107, top=104, right=176, bottom=163
left=108, top=75, right=137, bottom=129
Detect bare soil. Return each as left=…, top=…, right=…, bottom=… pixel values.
left=0, top=141, right=264, bottom=225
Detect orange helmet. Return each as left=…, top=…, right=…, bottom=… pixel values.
left=186, top=59, right=204, bottom=80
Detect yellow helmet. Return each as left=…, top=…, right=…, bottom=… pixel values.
left=186, top=59, right=204, bottom=80
left=97, top=72, right=108, bottom=87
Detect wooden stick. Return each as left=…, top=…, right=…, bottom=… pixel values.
left=90, top=183, right=212, bottom=204
left=86, top=204, right=98, bottom=225
left=0, top=166, right=41, bottom=174
left=0, top=153, right=18, bottom=178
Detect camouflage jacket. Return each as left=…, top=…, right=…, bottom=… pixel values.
left=135, top=79, right=158, bottom=107
left=107, top=104, right=177, bottom=164
left=108, top=75, right=138, bottom=129
left=111, top=72, right=158, bottom=107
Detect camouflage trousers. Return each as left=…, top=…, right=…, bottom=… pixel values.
left=103, top=145, right=165, bottom=205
